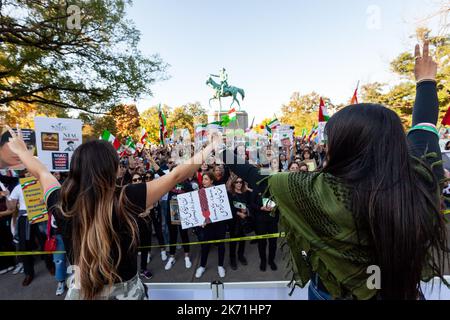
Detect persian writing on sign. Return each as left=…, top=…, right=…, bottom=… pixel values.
left=177, top=184, right=232, bottom=230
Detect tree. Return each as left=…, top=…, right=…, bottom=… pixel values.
left=0, top=0, right=167, bottom=114
left=83, top=114, right=116, bottom=140
left=280, top=92, right=334, bottom=132
left=139, top=103, right=208, bottom=143
left=362, top=28, right=450, bottom=127
left=168, top=102, right=208, bottom=136
left=110, top=104, right=140, bottom=140
left=140, top=105, right=171, bottom=144
left=0, top=101, right=68, bottom=128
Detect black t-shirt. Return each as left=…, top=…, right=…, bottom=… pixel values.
left=229, top=191, right=252, bottom=218
left=46, top=183, right=147, bottom=282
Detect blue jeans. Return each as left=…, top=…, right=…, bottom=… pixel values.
left=53, top=234, right=67, bottom=282
left=308, top=275, right=333, bottom=300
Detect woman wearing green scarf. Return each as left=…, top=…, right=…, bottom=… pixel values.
left=223, top=42, right=449, bottom=300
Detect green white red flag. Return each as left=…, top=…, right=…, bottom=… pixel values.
left=101, top=130, right=121, bottom=150
left=318, top=98, right=330, bottom=122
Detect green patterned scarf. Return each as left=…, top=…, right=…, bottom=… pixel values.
left=267, top=158, right=443, bottom=300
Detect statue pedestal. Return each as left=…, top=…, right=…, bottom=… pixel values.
left=208, top=111, right=249, bottom=131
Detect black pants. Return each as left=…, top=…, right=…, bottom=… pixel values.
left=0, top=217, right=15, bottom=270
left=200, top=222, right=226, bottom=268
left=228, top=219, right=246, bottom=260
left=138, top=218, right=152, bottom=271
left=151, top=209, right=165, bottom=247
left=18, top=216, right=53, bottom=276
left=168, top=224, right=190, bottom=255
left=254, top=216, right=278, bottom=264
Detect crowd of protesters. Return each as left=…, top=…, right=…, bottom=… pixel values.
left=0, top=132, right=326, bottom=296
left=0, top=41, right=447, bottom=301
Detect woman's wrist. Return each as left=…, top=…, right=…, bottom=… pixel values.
left=16, top=148, right=32, bottom=162
left=417, top=79, right=436, bottom=84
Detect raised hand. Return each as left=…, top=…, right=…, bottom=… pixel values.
left=5, top=125, right=28, bottom=156
left=414, top=40, right=437, bottom=83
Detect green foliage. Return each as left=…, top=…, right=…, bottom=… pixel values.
left=280, top=92, right=333, bottom=132
left=110, top=104, right=141, bottom=140
left=140, top=105, right=170, bottom=144
left=169, top=102, right=208, bottom=136
left=0, top=0, right=167, bottom=113
left=140, top=103, right=208, bottom=143
left=362, top=29, right=450, bottom=128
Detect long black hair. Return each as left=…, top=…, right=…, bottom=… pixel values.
left=59, top=140, right=138, bottom=299
left=323, top=103, right=449, bottom=300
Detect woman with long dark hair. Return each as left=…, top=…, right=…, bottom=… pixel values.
left=6, top=134, right=217, bottom=299
left=222, top=42, right=449, bottom=300
left=227, top=176, right=252, bottom=270
left=195, top=171, right=227, bottom=279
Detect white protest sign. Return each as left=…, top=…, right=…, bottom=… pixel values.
left=273, top=125, right=293, bottom=147
left=34, top=117, right=82, bottom=172
left=318, top=122, right=327, bottom=143
left=177, top=184, right=232, bottom=230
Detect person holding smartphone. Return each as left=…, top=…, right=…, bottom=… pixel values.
left=250, top=190, right=279, bottom=272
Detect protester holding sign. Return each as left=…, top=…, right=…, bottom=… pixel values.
left=195, top=172, right=227, bottom=279
left=222, top=42, right=449, bottom=300
left=5, top=128, right=219, bottom=300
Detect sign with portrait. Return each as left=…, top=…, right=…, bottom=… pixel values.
left=169, top=199, right=181, bottom=225
left=34, top=117, right=82, bottom=172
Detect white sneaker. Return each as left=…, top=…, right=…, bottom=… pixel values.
left=218, top=266, right=226, bottom=278
left=195, top=267, right=206, bottom=278
left=56, top=281, right=65, bottom=296
left=161, top=250, right=167, bottom=262
left=0, top=266, right=14, bottom=275
left=12, top=263, right=23, bottom=275
left=164, top=257, right=176, bottom=270
left=184, top=257, right=192, bottom=269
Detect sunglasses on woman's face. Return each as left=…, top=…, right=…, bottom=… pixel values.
left=145, top=176, right=152, bottom=181
left=132, top=178, right=142, bottom=182
left=235, top=181, right=243, bottom=184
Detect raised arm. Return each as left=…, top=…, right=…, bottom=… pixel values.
left=407, top=41, right=443, bottom=180
left=145, top=143, right=215, bottom=208
left=223, top=150, right=267, bottom=192
left=6, top=126, right=59, bottom=192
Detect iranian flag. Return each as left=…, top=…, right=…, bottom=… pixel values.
left=207, top=121, right=222, bottom=130
left=221, top=108, right=237, bottom=127
left=118, top=145, right=128, bottom=158
left=126, top=137, right=137, bottom=155
left=318, top=98, right=330, bottom=122
left=265, top=117, right=280, bottom=135
left=307, top=125, right=318, bottom=142
left=228, top=108, right=237, bottom=122
left=101, top=130, right=121, bottom=150
left=159, top=105, right=168, bottom=145
left=301, top=128, right=307, bottom=139
left=196, top=124, right=208, bottom=134
left=140, top=129, right=149, bottom=144
left=350, top=81, right=360, bottom=105
left=267, top=117, right=280, bottom=130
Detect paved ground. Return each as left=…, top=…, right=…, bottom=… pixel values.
left=0, top=233, right=289, bottom=300
left=3, top=225, right=450, bottom=300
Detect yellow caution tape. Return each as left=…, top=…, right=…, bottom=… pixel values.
left=0, top=232, right=286, bottom=257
